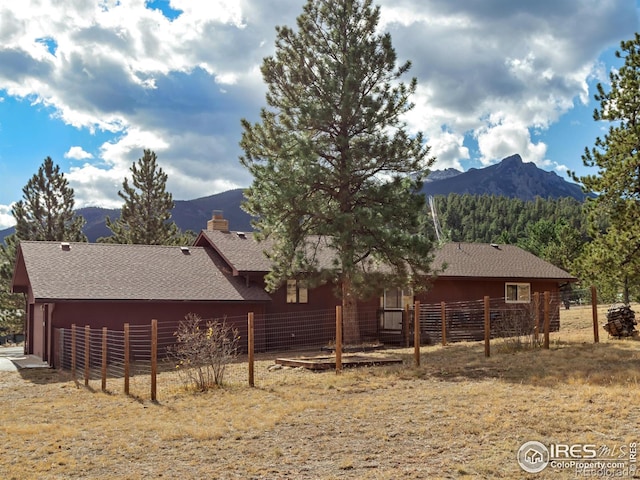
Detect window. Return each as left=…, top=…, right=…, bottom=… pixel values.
left=286, top=279, right=308, bottom=304
left=505, top=283, right=531, bottom=303
left=381, top=288, right=414, bottom=330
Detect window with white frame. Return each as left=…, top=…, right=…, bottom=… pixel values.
left=286, top=279, right=308, bottom=304
left=505, top=282, right=531, bottom=303
left=381, top=288, right=413, bottom=330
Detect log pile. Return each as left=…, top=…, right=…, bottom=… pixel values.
left=602, top=305, right=637, bottom=337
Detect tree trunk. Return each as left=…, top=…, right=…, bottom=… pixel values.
left=341, top=274, right=360, bottom=345
left=623, top=276, right=630, bottom=305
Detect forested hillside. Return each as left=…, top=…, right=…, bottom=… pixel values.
left=432, top=194, right=586, bottom=244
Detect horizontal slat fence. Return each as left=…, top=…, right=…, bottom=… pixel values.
left=52, top=289, right=591, bottom=399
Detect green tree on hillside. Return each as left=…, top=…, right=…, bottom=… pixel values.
left=240, top=0, right=435, bottom=343
left=102, top=149, right=193, bottom=245
left=571, top=33, right=640, bottom=303
left=517, top=219, right=584, bottom=272
left=0, top=234, right=24, bottom=337
left=2, top=157, right=86, bottom=335
left=12, top=156, right=86, bottom=242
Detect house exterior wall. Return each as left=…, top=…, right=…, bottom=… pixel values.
left=417, top=278, right=562, bottom=305
left=261, top=282, right=380, bottom=349
left=40, top=300, right=266, bottom=367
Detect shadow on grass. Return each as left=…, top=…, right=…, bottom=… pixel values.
left=398, top=337, right=640, bottom=388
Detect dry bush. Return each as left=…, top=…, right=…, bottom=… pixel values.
left=493, top=304, right=542, bottom=352
left=169, top=313, right=240, bottom=391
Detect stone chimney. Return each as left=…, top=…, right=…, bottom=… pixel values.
left=207, top=210, right=229, bottom=232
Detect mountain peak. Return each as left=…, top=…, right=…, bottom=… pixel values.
left=422, top=154, right=588, bottom=201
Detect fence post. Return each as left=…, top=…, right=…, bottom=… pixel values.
left=151, top=319, right=157, bottom=401
left=543, top=291, right=550, bottom=349
left=101, top=327, right=107, bottom=392
left=591, top=285, right=599, bottom=343
left=71, top=324, right=76, bottom=381
left=414, top=300, right=420, bottom=366
left=404, top=303, right=410, bottom=347
left=533, top=292, right=540, bottom=343
left=84, top=325, right=90, bottom=387
left=248, top=312, right=255, bottom=387
left=124, top=323, right=130, bottom=395
left=335, top=305, right=342, bottom=374
left=484, top=296, right=490, bottom=357
left=440, top=301, right=447, bottom=346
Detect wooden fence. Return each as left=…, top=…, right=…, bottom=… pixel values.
left=54, top=289, right=600, bottom=400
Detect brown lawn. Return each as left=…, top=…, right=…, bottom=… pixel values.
left=1, top=304, right=639, bottom=479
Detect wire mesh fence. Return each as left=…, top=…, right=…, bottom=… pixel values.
left=53, top=288, right=598, bottom=399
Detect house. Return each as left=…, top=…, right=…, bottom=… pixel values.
left=11, top=240, right=271, bottom=366
left=195, top=219, right=576, bottom=344
left=12, top=212, right=576, bottom=365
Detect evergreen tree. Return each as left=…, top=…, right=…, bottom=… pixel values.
left=3, top=157, right=85, bottom=335
left=571, top=33, right=640, bottom=303
left=240, top=0, right=435, bottom=343
left=0, top=234, right=24, bottom=336
left=103, top=149, right=188, bottom=245
left=12, top=156, right=86, bottom=242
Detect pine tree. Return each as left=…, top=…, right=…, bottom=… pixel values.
left=0, top=234, right=24, bottom=336
left=571, top=33, right=640, bottom=303
left=12, top=157, right=86, bottom=242
left=240, top=0, right=435, bottom=343
left=102, top=149, right=187, bottom=245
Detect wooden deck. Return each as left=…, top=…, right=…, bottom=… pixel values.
left=275, top=354, right=403, bottom=371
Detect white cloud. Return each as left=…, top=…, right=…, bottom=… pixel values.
left=0, top=204, right=14, bottom=230
left=475, top=116, right=548, bottom=167
left=64, top=146, right=93, bottom=160
left=0, top=0, right=637, bottom=211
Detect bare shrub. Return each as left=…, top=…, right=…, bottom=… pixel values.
left=493, top=304, right=542, bottom=352
left=169, top=313, right=240, bottom=391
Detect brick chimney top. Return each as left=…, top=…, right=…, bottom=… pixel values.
left=207, top=210, right=229, bottom=232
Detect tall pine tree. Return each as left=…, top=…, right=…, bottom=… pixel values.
left=240, top=0, right=435, bottom=343
left=0, top=234, right=24, bottom=336
left=12, top=156, right=86, bottom=242
left=103, top=149, right=187, bottom=245
left=4, top=157, right=85, bottom=334
left=572, top=33, right=640, bottom=303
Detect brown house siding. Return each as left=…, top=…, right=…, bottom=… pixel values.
left=418, top=278, right=563, bottom=305
left=260, top=282, right=380, bottom=349
left=36, top=301, right=267, bottom=367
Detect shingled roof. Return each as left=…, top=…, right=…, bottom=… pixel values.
left=197, top=231, right=575, bottom=282
left=197, top=230, right=337, bottom=274
left=432, top=243, right=576, bottom=281
left=12, top=241, right=272, bottom=302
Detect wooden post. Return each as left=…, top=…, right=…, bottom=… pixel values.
left=591, top=285, right=599, bottom=343
left=248, top=312, right=255, bottom=387
left=414, top=301, right=420, bottom=366
left=440, top=301, right=447, bottom=346
left=335, top=306, right=342, bottom=374
left=484, top=296, right=490, bottom=357
left=84, top=326, right=90, bottom=386
left=101, top=327, right=107, bottom=392
left=533, top=292, right=540, bottom=343
left=71, top=324, right=76, bottom=381
left=543, top=291, right=550, bottom=349
left=404, top=304, right=411, bottom=348
left=124, top=324, right=130, bottom=395
left=151, top=319, right=157, bottom=401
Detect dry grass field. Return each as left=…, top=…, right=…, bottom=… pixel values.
left=1, top=304, right=639, bottom=479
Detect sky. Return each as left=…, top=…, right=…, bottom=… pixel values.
left=0, top=0, right=638, bottom=230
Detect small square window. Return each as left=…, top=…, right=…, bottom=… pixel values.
left=505, top=283, right=531, bottom=303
